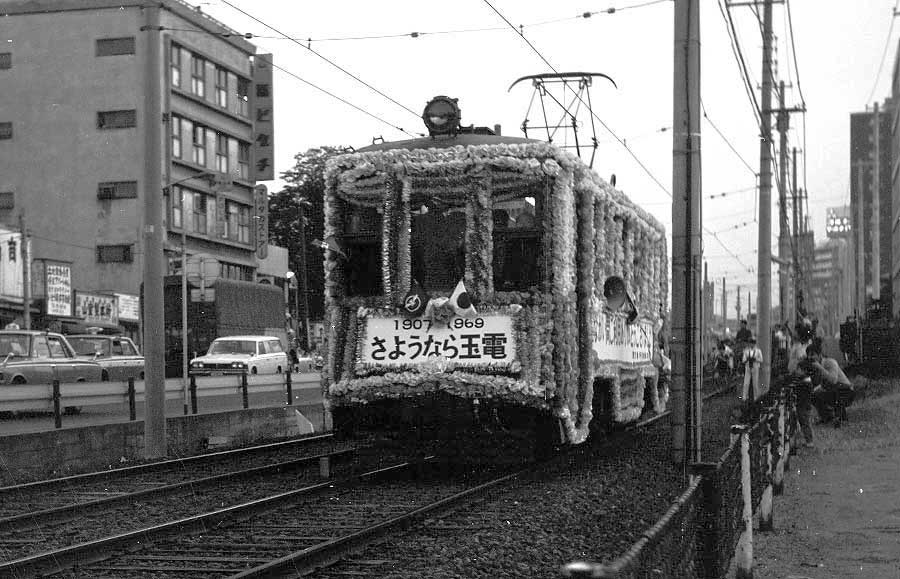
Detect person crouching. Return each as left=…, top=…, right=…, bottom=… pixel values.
left=803, top=337, right=855, bottom=427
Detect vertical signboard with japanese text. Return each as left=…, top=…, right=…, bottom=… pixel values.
left=45, top=263, right=72, bottom=317
left=252, top=53, right=274, bottom=181
left=254, top=184, right=268, bottom=259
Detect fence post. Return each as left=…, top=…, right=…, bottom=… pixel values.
left=128, top=377, right=136, bottom=421
left=731, top=424, right=753, bottom=579
left=560, top=561, right=618, bottom=578
left=52, top=379, right=62, bottom=429
left=189, top=374, right=197, bottom=414
left=241, top=371, right=249, bottom=409
left=773, top=392, right=786, bottom=494
left=758, top=412, right=774, bottom=531
left=285, top=369, right=293, bottom=406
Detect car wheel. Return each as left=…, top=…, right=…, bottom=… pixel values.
left=101, top=370, right=110, bottom=382
left=12, top=376, right=26, bottom=385
left=251, top=367, right=258, bottom=375
left=139, top=371, right=145, bottom=380
left=276, top=365, right=282, bottom=374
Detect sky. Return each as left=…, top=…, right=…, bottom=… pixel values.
left=197, top=0, right=898, bottom=317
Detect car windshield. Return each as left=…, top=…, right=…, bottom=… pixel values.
left=68, top=337, right=110, bottom=357
left=0, top=335, right=30, bottom=357
left=208, top=340, right=256, bottom=355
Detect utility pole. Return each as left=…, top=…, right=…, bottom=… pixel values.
left=776, top=81, right=792, bottom=326
left=141, top=3, right=166, bottom=459
left=736, top=285, right=742, bottom=322
left=855, top=163, right=867, bottom=315
left=791, top=148, right=801, bottom=316
left=18, top=212, right=30, bottom=330
left=756, top=0, right=775, bottom=401
left=297, top=201, right=311, bottom=352
left=722, top=277, right=727, bottom=328
left=872, top=102, right=881, bottom=302
left=671, top=0, right=702, bottom=466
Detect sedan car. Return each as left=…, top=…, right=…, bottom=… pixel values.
left=189, top=335, right=288, bottom=376
left=0, top=330, right=103, bottom=385
left=67, top=334, right=144, bottom=381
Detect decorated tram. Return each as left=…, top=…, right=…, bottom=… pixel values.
left=320, top=97, right=668, bottom=451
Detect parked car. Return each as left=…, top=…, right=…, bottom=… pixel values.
left=67, top=334, right=144, bottom=382
left=0, top=330, right=103, bottom=385
left=189, top=335, right=288, bottom=376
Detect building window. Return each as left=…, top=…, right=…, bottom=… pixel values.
left=0, top=192, right=14, bottom=210
left=215, top=132, right=228, bottom=173
left=96, top=37, right=135, bottom=56
left=170, top=44, right=181, bottom=87
left=171, top=115, right=182, bottom=159
left=192, top=124, right=206, bottom=166
left=236, top=77, right=250, bottom=117
left=192, top=192, right=208, bottom=234
left=191, top=53, right=205, bottom=97
left=220, top=261, right=253, bottom=281
left=0, top=122, right=12, bottom=139
left=215, top=66, right=228, bottom=108
left=238, top=142, right=250, bottom=179
left=226, top=200, right=250, bottom=243
left=97, top=181, right=138, bottom=199
left=171, top=186, right=183, bottom=229
left=97, top=110, right=136, bottom=129
left=0, top=53, right=11, bottom=69
left=97, top=244, right=133, bottom=263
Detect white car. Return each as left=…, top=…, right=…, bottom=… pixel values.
left=189, top=336, right=288, bottom=376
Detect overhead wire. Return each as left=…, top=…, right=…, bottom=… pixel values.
left=865, top=0, right=900, bottom=105
left=217, top=0, right=422, bottom=121
left=700, top=99, right=758, bottom=177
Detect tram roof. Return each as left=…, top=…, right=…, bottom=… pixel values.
left=357, top=133, right=540, bottom=153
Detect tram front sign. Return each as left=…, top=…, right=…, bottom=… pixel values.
left=360, top=314, right=516, bottom=368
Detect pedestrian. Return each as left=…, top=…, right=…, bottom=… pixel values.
left=803, top=337, right=855, bottom=427
left=788, top=318, right=815, bottom=447
left=741, top=336, right=763, bottom=402
left=736, top=319, right=752, bottom=352
left=714, top=341, right=733, bottom=390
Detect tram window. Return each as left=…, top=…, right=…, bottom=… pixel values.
left=343, top=204, right=383, bottom=297
left=410, top=208, right=466, bottom=292
left=493, top=193, right=542, bottom=291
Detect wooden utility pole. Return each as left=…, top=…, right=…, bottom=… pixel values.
left=671, top=0, right=702, bottom=466
left=722, top=277, right=727, bottom=327
left=141, top=3, right=166, bottom=459
left=872, top=102, right=881, bottom=301
left=776, top=81, right=792, bottom=326
left=756, top=0, right=775, bottom=401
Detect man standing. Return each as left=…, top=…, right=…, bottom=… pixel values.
left=736, top=319, right=752, bottom=349
left=741, top=336, right=763, bottom=401
left=789, top=319, right=815, bottom=447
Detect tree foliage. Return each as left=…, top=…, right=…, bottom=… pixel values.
left=268, top=147, right=345, bottom=321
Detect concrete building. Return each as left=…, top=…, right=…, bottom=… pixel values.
left=850, top=99, right=894, bottom=319
left=811, top=238, right=853, bottom=338
left=0, top=0, right=274, bottom=338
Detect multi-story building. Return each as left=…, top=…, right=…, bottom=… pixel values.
left=0, top=0, right=274, bottom=340
left=811, top=237, right=853, bottom=338
left=850, top=99, right=893, bottom=318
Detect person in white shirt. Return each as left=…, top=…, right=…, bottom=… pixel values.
left=789, top=319, right=815, bottom=447
left=741, top=336, right=763, bottom=401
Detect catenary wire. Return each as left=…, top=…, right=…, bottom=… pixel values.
left=865, top=0, right=900, bottom=105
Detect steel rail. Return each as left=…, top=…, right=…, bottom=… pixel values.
left=0, top=448, right=355, bottom=532
left=0, top=460, right=419, bottom=578
left=228, top=465, right=531, bottom=578
left=0, top=433, right=333, bottom=496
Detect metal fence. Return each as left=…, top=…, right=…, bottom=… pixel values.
left=563, top=388, right=797, bottom=579
left=0, top=372, right=320, bottom=429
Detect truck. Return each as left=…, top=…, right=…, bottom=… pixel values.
left=163, top=276, right=287, bottom=377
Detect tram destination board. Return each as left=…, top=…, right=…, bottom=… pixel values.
left=360, top=314, right=516, bottom=368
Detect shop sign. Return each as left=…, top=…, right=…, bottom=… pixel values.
left=45, top=263, right=72, bottom=317
left=361, top=315, right=515, bottom=367
left=252, top=54, right=274, bottom=180
left=115, top=293, right=140, bottom=322
left=254, top=184, right=268, bottom=259
left=75, top=291, right=118, bottom=326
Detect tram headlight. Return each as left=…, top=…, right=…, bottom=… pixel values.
left=422, top=96, right=461, bottom=136
left=603, top=275, right=639, bottom=325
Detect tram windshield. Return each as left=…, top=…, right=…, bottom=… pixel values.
left=493, top=191, right=542, bottom=291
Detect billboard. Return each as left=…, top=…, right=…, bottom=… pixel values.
left=252, top=54, right=274, bottom=181
left=75, top=291, right=118, bottom=327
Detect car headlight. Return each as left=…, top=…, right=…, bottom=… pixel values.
left=231, top=362, right=245, bottom=368
left=192, top=362, right=203, bottom=368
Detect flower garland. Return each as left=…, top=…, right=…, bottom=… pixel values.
left=322, top=140, right=670, bottom=440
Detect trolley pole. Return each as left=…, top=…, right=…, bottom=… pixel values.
left=18, top=212, right=30, bottom=330
left=756, top=0, right=775, bottom=401
left=141, top=2, right=166, bottom=459
left=672, top=0, right=702, bottom=466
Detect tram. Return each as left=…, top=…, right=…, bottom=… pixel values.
left=320, top=97, right=668, bottom=453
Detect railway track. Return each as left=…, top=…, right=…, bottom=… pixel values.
left=3, top=459, right=527, bottom=578
left=2, top=381, right=743, bottom=578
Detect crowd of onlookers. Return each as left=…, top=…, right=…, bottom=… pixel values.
left=709, top=317, right=855, bottom=447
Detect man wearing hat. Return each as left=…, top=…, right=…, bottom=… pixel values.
left=741, top=335, right=763, bottom=402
